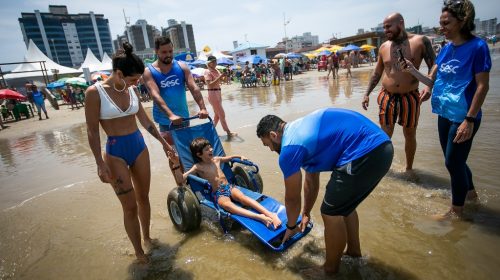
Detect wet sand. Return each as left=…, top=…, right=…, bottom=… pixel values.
left=1, top=60, right=500, bottom=280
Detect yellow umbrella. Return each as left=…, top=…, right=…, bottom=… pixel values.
left=304, top=53, right=317, bottom=59
left=360, top=44, right=377, bottom=51
left=313, top=46, right=330, bottom=53
left=329, top=45, right=343, bottom=52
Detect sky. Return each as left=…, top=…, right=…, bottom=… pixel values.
left=0, top=0, right=498, bottom=70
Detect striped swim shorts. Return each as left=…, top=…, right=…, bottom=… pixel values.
left=377, top=88, right=420, bottom=128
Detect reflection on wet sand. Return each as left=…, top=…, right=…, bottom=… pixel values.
left=1, top=63, right=499, bottom=279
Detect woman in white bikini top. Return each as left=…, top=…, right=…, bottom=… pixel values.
left=84, top=42, right=176, bottom=264
left=94, top=82, right=139, bottom=120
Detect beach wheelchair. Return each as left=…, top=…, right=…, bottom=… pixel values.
left=241, top=72, right=257, bottom=88
left=166, top=116, right=313, bottom=251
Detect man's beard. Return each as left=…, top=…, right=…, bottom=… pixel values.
left=272, top=141, right=281, bottom=154
left=387, top=27, right=401, bottom=40
left=388, top=27, right=406, bottom=44
left=160, top=57, right=172, bottom=65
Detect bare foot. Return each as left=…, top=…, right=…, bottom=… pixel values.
left=135, top=253, right=150, bottom=265
left=323, top=262, right=340, bottom=275
left=258, top=214, right=273, bottom=228
left=144, top=238, right=159, bottom=253
left=432, top=208, right=463, bottom=221
left=267, top=213, right=282, bottom=229
left=466, top=190, right=479, bottom=202
left=226, top=131, right=238, bottom=138
left=344, top=250, right=362, bottom=258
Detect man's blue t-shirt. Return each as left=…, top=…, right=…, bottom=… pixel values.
left=279, top=108, right=390, bottom=179
left=148, top=60, right=189, bottom=125
left=432, top=37, right=491, bottom=123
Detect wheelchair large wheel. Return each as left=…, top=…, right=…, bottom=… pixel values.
left=232, top=165, right=264, bottom=194
left=167, top=186, right=201, bottom=232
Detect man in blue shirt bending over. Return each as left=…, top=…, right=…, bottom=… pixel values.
left=257, top=108, right=393, bottom=275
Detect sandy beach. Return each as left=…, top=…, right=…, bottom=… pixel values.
left=1, top=60, right=499, bottom=280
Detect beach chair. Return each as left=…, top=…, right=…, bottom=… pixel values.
left=166, top=116, right=313, bottom=252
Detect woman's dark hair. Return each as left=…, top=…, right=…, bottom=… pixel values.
left=256, top=115, right=285, bottom=138
left=112, top=42, right=145, bottom=77
left=190, top=137, right=211, bottom=163
left=442, top=0, right=475, bottom=37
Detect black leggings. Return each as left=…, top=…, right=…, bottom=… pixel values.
left=438, top=116, right=481, bottom=206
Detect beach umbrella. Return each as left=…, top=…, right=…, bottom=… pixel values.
left=55, top=77, right=71, bottom=83
left=238, top=55, right=267, bottom=64
left=216, top=57, right=234, bottom=66
left=0, top=89, right=27, bottom=101
left=189, top=60, right=207, bottom=67
left=91, top=72, right=109, bottom=81
left=304, top=53, right=317, bottom=59
left=175, top=52, right=196, bottom=62
left=360, top=44, right=377, bottom=51
left=314, top=46, right=330, bottom=53
left=46, top=81, right=65, bottom=89
left=286, top=52, right=302, bottom=59
left=191, top=68, right=206, bottom=76
left=317, top=50, right=332, bottom=56
left=329, top=45, right=343, bottom=52
left=339, top=44, right=362, bottom=52
left=66, top=77, right=88, bottom=87
left=274, top=53, right=287, bottom=58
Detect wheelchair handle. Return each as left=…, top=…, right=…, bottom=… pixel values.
left=168, top=115, right=213, bottom=130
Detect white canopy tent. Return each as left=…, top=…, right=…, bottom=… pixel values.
left=4, top=40, right=81, bottom=80
left=196, top=46, right=233, bottom=61
left=78, top=48, right=108, bottom=72
left=101, top=52, right=113, bottom=71
left=212, top=50, right=232, bottom=59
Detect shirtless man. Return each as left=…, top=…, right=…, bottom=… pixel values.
left=362, top=13, right=435, bottom=170
left=143, top=36, right=208, bottom=184
left=326, top=53, right=335, bottom=79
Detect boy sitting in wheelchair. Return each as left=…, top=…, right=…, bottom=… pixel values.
left=171, top=137, right=282, bottom=229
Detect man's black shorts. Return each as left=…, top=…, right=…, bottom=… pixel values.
left=320, top=141, right=393, bottom=216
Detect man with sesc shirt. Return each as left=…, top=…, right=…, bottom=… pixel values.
left=143, top=36, right=208, bottom=184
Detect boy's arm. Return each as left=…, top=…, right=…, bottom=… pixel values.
left=217, top=155, right=248, bottom=163
left=179, top=165, right=198, bottom=183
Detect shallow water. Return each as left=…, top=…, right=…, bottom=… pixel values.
left=1, top=59, right=499, bottom=279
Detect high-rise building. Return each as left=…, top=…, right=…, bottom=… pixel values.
left=474, top=18, right=497, bottom=35
left=114, top=19, right=159, bottom=53
left=18, top=5, right=113, bottom=67
left=285, top=32, right=319, bottom=51
left=162, top=19, right=197, bottom=54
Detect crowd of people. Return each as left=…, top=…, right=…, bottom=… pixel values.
left=2, top=0, right=482, bottom=275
